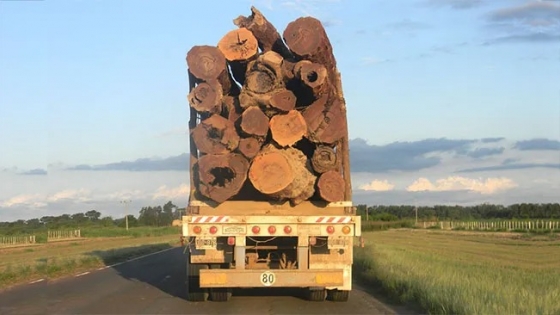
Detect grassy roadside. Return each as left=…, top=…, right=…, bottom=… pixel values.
left=353, top=229, right=560, bottom=315
left=0, top=235, right=181, bottom=289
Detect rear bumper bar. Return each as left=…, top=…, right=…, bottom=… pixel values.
left=199, top=269, right=344, bottom=288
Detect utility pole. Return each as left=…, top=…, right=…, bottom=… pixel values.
left=120, top=200, right=131, bottom=231
left=415, top=206, right=418, bottom=225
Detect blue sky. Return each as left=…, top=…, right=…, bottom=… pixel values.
left=1, top=0, right=559, bottom=221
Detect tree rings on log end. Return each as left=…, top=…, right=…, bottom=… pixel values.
left=197, top=153, right=249, bottom=203
left=317, top=170, right=345, bottom=202
left=240, top=106, right=270, bottom=137
left=249, top=150, right=294, bottom=194
left=311, top=146, right=337, bottom=173
left=192, top=114, right=240, bottom=155
left=269, top=89, right=296, bottom=113
left=186, top=45, right=227, bottom=81
left=218, top=28, right=259, bottom=62
left=238, top=137, right=262, bottom=159
left=270, top=110, right=307, bottom=147
left=188, top=82, right=223, bottom=114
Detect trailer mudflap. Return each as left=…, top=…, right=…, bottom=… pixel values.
left=199, top=269, right=344, bottom=288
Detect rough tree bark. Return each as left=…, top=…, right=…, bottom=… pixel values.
left=311, top=145, right=337, bottom=174
left=316, top=170, right=345, bottom=202
left=197, top=153, right=249, bottom=203
left=294, top=60, right=328, bottom=98
left=188, top=81, right=223, bottom=114
left=192, top=114, right=240, bottom=155
left=233, top=6, right=293, bottom=59
left=269, top=110, right=307, bottom=147
left=248, top=145, right=316, bottom=205
left=217, top=28, right=259, bottom=85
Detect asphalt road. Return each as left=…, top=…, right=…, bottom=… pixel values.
left=0, top=247, right=415, bottom=315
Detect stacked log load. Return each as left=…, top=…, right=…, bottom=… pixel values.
left=186, top=7, right=351, bottom=206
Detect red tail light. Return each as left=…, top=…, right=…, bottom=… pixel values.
left=326, top=226, right=335, bottom=234
left=284, top=226, right=292, bottom=234
left=209, top=226, right=218, bottom=234
left=252, top=226, right=260, bottom=234
left=268, top=226, right=276, bottom=234
left=227, top=236, right=235, bottom=245
left=193, top=226, right=202, bottom=234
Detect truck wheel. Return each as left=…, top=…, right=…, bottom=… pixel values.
left=327, top=289, right=349, bottom=302
left=306, top=288, right=326, bottom=301
left=186, top=260, right=208, bottom=302
left=209, top=288, right=232, bottom=302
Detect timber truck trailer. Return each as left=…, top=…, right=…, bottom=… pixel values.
left=181, top=7, right=361, bottom=302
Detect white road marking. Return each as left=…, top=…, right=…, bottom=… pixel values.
left=29, top=279, right=45, bottom=284
left=75, top=272, right=90, bottom=277
left=107, top=247, right=176, bottom=268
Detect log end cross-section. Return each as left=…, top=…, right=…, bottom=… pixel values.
left=217, top=28, right=259, bottom=62
left=316, top=170, right=345, bottom=202
left=311, top=145, right=337, bottom=174
left=192, top=114, right=240, bottom=155
left=269, top=110, right=307, bottom=147
left=197, top=153, right=249, bottom=203
left=240, top=106, right=270, bottom=137
left=186, top=45, right=227, bottom=81
left=188, top=81, right=223, bottom=114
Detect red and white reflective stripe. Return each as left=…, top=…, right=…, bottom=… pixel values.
left=315, top=216, right=352, bottom=223
left=191, top=216, right=230, bottom=223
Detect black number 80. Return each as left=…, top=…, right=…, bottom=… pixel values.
left=262, top=273, right=275, bottom=284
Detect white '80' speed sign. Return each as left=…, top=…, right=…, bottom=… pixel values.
left=260, top=271, right=276, bottom=286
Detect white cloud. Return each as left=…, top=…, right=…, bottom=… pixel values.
left=359, top=180, right=395, bottom=191
left=406, top=176, right=518, bottom=194
left=0, top=194, right=47, bottom=208
left=47, top=189, right=91, bottom=203
left=152, top=184, right=190, bottom=201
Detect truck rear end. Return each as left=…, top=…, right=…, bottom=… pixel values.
left=182, top=6, right=358, bottom=302
left=182, top=200, right=361, bottom=302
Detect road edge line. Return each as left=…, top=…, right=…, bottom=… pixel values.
left=107, top=246, right=177, bottom=268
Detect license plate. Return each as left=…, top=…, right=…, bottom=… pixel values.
left=328, top=237, right=346, bottom=249
left=195, top=237, right=217, bottom=250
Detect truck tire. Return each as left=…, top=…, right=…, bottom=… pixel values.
left=306, top=288, right=326, bottom=301
left=186, top=256, right=208, bottom=302
left=208, top=264, right=232, bottom=302
left=327, top=289, right=349, bottom=302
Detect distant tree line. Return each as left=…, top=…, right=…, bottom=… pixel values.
left=0, top=201, right=184, bottom=236
left=357, top=203, right=560, bottom=221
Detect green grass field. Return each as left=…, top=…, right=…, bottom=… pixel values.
left=0, top=234, right=180, bottom=289
left=354, top=229, right=560, bottom=315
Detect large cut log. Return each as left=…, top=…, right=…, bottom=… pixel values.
left=197, top=153, right=249, bottom=203
left=316, top=170, right=345, bottom=202
left=238, top=137, right=263, bottom=159
left=269, top=110, right=307, bottom=147
left=269, top=89, right=296, bottom=113
left=188, top=81, right=223, bottom=114
left=186, top=45, right=239, bottom=96
left=294, top=60, right=328, bottom=97
left=248, top=145, right=316, bottom=205
left=302, top=95, right=347, bottom=144
left=217, top=28, right=259, bottom=85
left=283, top=17, right=338, bottom=84
left=192, top=114, right=240, bottom=155
left=239, top=51, right=284, bottom=109
left=233, top=6, right=293, bottom=59
left=240, top=106, right=269, bottom=137
left=311, top=145, right=337, bottom=173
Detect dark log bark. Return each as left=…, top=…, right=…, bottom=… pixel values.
left=187, top=81, right=223, bottom=114
left=311, top=145, right=337, bottom=174
left=233, top=6, right=293, bottom=59
left=316, top=170, right=345, bottom=202
left=240, top=106, right=269, bottom=137
left=197, top=153, right=249, bottom=203
left=269, top=110, right=307, bottom=147
left=269, top=89, right=296, bottom=113
left=192, top=114, right=240, bottom=155
left=294, top=60, right=328, bottom=97
left=238, top=137, right=262, bottom=159
left=302, top=95, right=346, bottom=144
left=188, top=72, right=199, bottom=202
left=248, top=145, right=316, bottom=205
left=222, top=95, right=242, bottom=122
left=217, top=28, right=259, bottom=85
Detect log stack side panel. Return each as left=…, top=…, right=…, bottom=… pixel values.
left=186, top=7, right=351, bottom=206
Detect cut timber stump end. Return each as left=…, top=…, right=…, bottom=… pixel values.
left=316, top=170, right=345, bottom=202
left=186, top=45, right=227, bottom=81
left=198, top=153, right=249, bottom=203
left=311, top=146, right=337, bottom=173
left=192, top=114, right=240, bottom=155
left=240, top=106, right=270, bottom=137
left=270, top=110, right=307, bottom=147
left=188, top=82, right=223, bottom=114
